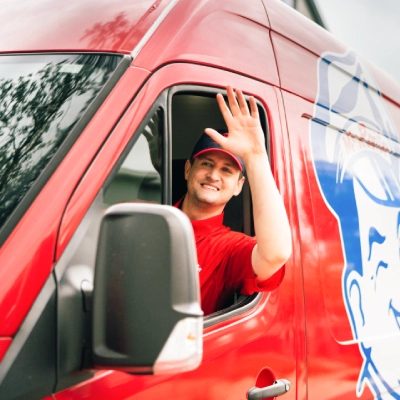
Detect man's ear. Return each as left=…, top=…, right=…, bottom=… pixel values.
left=345, top=270, right=365, bottom=339
left=184, top=159, right=191, bottom=180
left=233, top=176, right=245, bottom=197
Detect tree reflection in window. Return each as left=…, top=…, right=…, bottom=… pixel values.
left=0, top=54, right=122, bottom=229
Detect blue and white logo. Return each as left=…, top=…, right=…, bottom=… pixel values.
left=310, top=49, right=400, bottom=399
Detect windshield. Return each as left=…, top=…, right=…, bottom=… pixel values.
left=0, top=53, right=122, bottom=232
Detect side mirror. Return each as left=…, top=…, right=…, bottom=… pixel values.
left=92, top=203, right=203, bottom=374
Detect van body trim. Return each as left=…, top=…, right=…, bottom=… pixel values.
left=131, top=0, right=179, bottom=59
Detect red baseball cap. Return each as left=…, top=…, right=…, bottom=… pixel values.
left=190, top=132, right=245, bottom=173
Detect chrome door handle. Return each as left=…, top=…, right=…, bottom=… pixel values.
left=247, top=379, right=291, bottom=399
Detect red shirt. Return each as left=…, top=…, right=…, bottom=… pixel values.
left=175, top=201, right=285, bottom=315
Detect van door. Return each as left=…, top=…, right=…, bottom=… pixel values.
left=53, top=63, right=301, bottom=399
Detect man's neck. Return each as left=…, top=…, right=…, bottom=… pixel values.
left=181, top=194, right=224, bottom=221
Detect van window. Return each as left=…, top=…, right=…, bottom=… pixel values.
left=169, top=87, right=268, bottom=321
left=0, top=53, right=123, bottom=232
left=104, top=108, right=163, bottom=207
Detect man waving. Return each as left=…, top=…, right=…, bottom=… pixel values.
left=176, top=86, right=292, bottom=315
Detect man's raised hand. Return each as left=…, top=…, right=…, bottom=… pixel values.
left=204, top=85, right=266, bottom=162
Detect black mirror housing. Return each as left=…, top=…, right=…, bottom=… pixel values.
left=92, top=203, right=203, bottom=374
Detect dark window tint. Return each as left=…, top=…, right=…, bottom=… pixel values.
left=0, top=53, right=122, bottom=229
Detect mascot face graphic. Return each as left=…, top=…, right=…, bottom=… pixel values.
left=310, top=50, right=400, bottom=398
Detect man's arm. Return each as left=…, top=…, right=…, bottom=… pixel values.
left=204, top=86, right=292, bottom=281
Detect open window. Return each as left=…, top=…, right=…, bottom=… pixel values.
left=168, top=86, right=269, bottom=325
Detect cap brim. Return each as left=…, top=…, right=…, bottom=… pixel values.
left=193, top=148, right=244, bottom=172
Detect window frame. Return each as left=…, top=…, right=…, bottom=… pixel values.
left=166, top=84, right=271, bottom=327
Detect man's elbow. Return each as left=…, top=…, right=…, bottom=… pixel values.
left=275, top=249, right=291, bottom=268
left=253, top=244, right=292, bottom=281
left=267, top=247, right=291, bottom=272
left=267, top=240, right=292, bottom=266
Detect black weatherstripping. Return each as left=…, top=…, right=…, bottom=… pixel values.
left=204, top=293, right=261, bottom=328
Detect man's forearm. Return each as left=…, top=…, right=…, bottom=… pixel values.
left=244, top=153, right=292, bottom=281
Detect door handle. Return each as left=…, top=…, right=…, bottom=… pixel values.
left=247, top=379, right=291, bottom=399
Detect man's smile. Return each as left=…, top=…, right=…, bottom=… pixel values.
left=201, top=183, right=219, bottom=191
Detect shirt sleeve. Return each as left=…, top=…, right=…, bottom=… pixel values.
left=224, top=232, right=285, bottom=295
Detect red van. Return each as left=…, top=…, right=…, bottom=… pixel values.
left=0, top=0, right=399, bottom=399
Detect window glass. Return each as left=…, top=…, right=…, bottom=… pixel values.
left=103, top=108, right=163, bottom=207
left=0, top=53, right=123, bottom=229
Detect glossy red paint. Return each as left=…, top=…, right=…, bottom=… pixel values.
left=264, top=0, right=345, bottom=58
left=132, top=0, right=279, bottom=87
left=282, top=92, right=372, bottom=399
left=0, top=0, right=175, bottom=54
left=274, top=87, right=308, bottom=400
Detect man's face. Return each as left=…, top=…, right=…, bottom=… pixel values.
left=184, top=151, right=244, bottom=208
left=350, top=179, right=400, bottom=390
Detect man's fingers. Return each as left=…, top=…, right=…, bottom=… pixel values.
left=216, top=93, right=233, bottom=122
left=235, top=89, right=250, bottom=116
left=226, top=86, right=250, bottom=117
left=216, top=87, right=259, bottom=134
left=204, top=128, right=227, bottom=146
left=226, top=85, right=242, bottom=117
left=249, top=96, right=259, bottom=118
